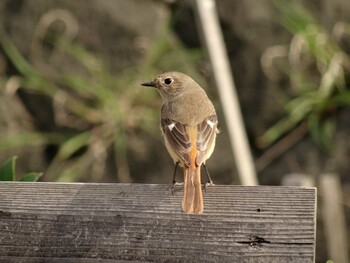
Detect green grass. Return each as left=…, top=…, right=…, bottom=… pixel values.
left=0, top=156, right=42, bottom=182
left=0, top=17, right=204, bottom=182
left=259, top=0, right=350, bottom=151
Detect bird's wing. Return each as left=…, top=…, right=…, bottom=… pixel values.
left=161, top=114, right=218, bottom=166
left=196, top=114, right=218, bottom=165
left=161, top=118, right=192, bottom=166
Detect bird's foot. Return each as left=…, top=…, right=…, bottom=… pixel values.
left=204, top=180, right=215, bottom=193
left=170, top=181, right=184, bottom=195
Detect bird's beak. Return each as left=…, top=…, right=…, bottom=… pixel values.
left=141, top=81, right=156, bottom=87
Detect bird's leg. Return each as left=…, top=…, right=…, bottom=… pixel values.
left=170, top=161, right=183, bottom=195
left=203, top=163, right=215, bottom=192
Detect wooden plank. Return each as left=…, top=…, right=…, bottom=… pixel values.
left=0, top=183, right=316, bottom=262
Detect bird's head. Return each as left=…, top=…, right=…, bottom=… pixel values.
left=142, top=71, right=201, bottom=102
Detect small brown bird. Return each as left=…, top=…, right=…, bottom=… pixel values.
left=142, top=72, right=218, bottom=214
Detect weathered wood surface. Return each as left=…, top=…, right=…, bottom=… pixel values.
left=0, top=183, right=316, bottom=263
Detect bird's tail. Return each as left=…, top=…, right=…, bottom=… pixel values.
left=182, top=165, right=203, bottom=214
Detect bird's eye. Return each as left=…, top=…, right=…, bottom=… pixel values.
left=164, top=77, right=173, bottom=85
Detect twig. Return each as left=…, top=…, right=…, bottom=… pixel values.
left=255, top=121, right=308, bottom=172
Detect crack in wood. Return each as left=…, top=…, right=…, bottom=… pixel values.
left=237, top=235, right=314, bottom=248
left=237, top=236, right=271, bottom=248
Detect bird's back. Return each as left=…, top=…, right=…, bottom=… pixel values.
left=161, top=89, right=216, bottom=126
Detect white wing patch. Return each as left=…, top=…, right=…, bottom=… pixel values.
left=168, top=123, right=176, bottom=131
left=207, top=119, right=216, bottom=128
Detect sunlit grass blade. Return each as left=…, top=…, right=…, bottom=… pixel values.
left=57, top=132, right=90, bottom=160
left=19, top=172, right=43, bottom=182
left=0, top=156, right=17, bottom=181
left=0, top=28, right=55, bottom=95
left=0, top=132, right=62, bottom=151
left=259, top=94, right=314, bottom=147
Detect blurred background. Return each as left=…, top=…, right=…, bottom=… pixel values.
left=0, top=0, right=349, bottom=261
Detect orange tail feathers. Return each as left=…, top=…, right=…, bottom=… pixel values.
left=182, top=166, right=203, bottom=214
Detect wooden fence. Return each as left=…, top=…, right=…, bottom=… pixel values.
left=0, top=183, right=316, bottom=262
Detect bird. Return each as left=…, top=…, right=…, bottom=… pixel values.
left=142, top=71, right=218, bottom=214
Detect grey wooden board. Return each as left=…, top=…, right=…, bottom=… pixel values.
left=0, top=183, right=316, bottom=262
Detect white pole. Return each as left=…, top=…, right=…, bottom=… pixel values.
left=194, top=0, right=258, bottom=185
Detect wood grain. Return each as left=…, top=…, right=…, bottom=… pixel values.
left=0, top=183, right=316, bottom=262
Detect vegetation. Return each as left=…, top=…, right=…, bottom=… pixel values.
left=0, top=15, right=203, bottom=182
left=0, top=156, right=41, bottom=182
left=1, top=1, right=349, bottom=181
left=259, top=0, right=350, bottom=151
